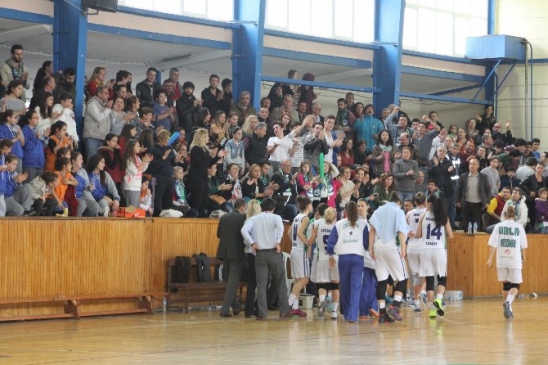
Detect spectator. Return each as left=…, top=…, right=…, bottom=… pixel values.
left=152, top=90, right=175, bottom=132
left=201, top=74, right=223, bottom=116
left=30, top=74, right=56, bottom=111
left=86, top=154, right=120, bottom=217
left=519, top=163, right=548, bottom=229
left=500, top=166, right=520, bottom=190
left=224, top=127, right=245, bottom=173
left=413, top=117, right=441, bottom=171
left=309, top=101, right=324, bottom=124
left=335, top=98, right=355, bottom=137
left=267, top=83, right=283, bottom=112
left=0, top=45, right=30, bottom=102
left=98, top=133, right=124, bottom=200
left=171, top=166, right=198, bottom=217
left=230, top=91, right=257, bottom=126
left=295, top=160, right=318, bottom=199
left=396, top=132, right=421, bottom=163
left=45, top=121, right=73, bottom=173
left=176, top=81, right=201, bottom=142
left=87, top=67, right=114, bottom=101
left=428, top=145, right=457, bottom=226
left=480, top=157, right=501, bottom=198
left=54, top=156, right=79, bottom=216
left=218, top=78, right=233, bottom=115
left=393, top=146, right=419, bottom=202
left=482, top=187, right=510, bottom=230
left=0, top=110, right=24, bottom=173
left=296, top=100, right=308, bottom=123
left=271, top=94, right=299, bottom=124
left=339, top=139, right=355, bottom=168
left=384, top=107, right=412, bottom=147
left=20, top=110, right=46, bottom=182
left=535, top=187, right=548, bottom=233
left=146, top=129, right=176, bottom=216
left=241, top=114, right=259, bottom=137
left=323, top=115, right=344, bottom=165
left=0, top=80, right=27, bottom=118
left=3, top=154, right=32, bottom=216
left=345, top=92, right=357, bottom=117
left=478, top=104, right=497, bottom=132
left=415, top=170, right=427, bottom=194
left=215, top=163, right=243, bottom=211
left=516, top=157, right=536, bottom=182
left=267, top=120, right=308, bottom=172
left=353, top=103, right=384, bottom=153
left=241, top=163, right=274, bottom=202
left=245, top=122, right=268, bottom=167
left=500, top=187, right=528, bottom=229
left=298, top=73, right=317, bottom=112
left=351, top=168, right=376, bottom=204
left=71, top=151, right=100, bottom=217
left=492, top=121, right=513, bottom=145
left=271, top=159, right=299, bottom=220
left=373, top=172, right=396, bottom=207
left=354, top=140, right=371, bottom=167
left=118, top=124, right=137, bottom=156
left=28, top=171, right=59, bottom=216
left=83, top=86, right=113, bottom=160
left=135, top=67, right=161, bottom=107
left=456, top=158, right=491, bottom=231
left=371, top=130, right=395, bottom=178
left=168, top=68, right=182, bottom=101
left=194, top=107, right=211, bottom=131
left=112, top=70, right=132, bottom=100
left=337, top=166, right=355, bottom=215
left=35, top=91, right=58, bottom=135
left=53, top=92, right=78, bottom=148
left=110, top=96, right=134, bottom=136
left=210, top=110, right=229, bottom=148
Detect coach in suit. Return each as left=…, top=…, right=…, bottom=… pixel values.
left=217, top=198, right=247, bottom=317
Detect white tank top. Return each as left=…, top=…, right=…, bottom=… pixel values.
left=291, top=213, right=308, bottom=251
left=420, top=211, right=446, bottom=249
left=314, top=218, right=335, bottom=260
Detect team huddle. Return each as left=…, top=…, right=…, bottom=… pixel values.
left=286, top=190, right=527, bottom=323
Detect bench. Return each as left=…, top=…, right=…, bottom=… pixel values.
left=0, top=292, right=167, bottom=322
left=167, top=257, right=246, bottom=313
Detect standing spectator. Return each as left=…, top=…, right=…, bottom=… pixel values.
left=201, top=74, right=223, bottom=116
left=168, top=68, right=182, bottom=101
left=224, top=127, right=245, bottom=173
left=230, top=91, right=257, bottom=126
left=0, top=110, right=24, bottom=173
left=146, top=130, right=176, bottom=216
left=413, top=117, right=441, bottom=173
left=267, top=83, right=283, bottom=112
left=519, top=163, right=548, bottom=229
left=35, top=91, right=58, bottom=135
left=0, top=80, right=27, bottom=118
left=71, top=151, right=100, bottom=217
left=83, top=86, right=112, bottom=160
left=535, top=188, right=548, bottom=233
left=353, top=103, right=384, bottom=153
left=478, top=104, right=497, bottom=133
left=0, top=45, right=30, bottom=102
left=53, top=92, right=79, bottom=148
left=240, top=198, right=291, bottom=320
left=334, top=98, right=355, bottom=137
left=32, top=61, right=53, bottom=94
left=371, top=130, right=395, bottom=178
left=516, top=157, right=536, bottom=182
left=345, top=92, right=357, bottom=117
left=298, top=73, right=317, bottom=113
left=323, top=116, right=344, bottom=165
left=217, top=198, right=247, bottom=317
left=384, top=107, right=412, bottom=147
left=271, top=94, right=299, bottom=124
left=135, top=67, right=161, bottom=107
left=481, top=157, right=501, bottom=198
left=152, top=90, right=175, bottom=132
left=270, top=159, right=299, bottom=220
left=373, top=172, right=396, bottom=207
left=110, top=97, right=134, bottom=136
left=456, top=158, right=491, bottom=231
left=393, top=146, right=419, bottom=202
left=86, top=67, right=114, bottom=102
left=309, top=101, right=324, bottom=124
left=176, top=81, right=201, bottom=142
left=303, top=120, right=329, bottom=172
left=267, top=121, right=308, bottom=172
left=428, top=145, right=457, bottom=213
left=245, top=122, right=268, bottom=167
left=218, top=78, right=233, bottom=115
left=21, top=110, right=46, bottom=182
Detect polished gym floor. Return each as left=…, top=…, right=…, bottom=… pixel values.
left=0, top=297, right=545, bottom=364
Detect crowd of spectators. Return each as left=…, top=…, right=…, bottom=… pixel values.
left=0, top=44, right=547, bottom=233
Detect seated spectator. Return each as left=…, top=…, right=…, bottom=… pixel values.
left=426, top=179, right=442, bottom=199
left=394, top=146, right=419, bottom=202
left=351, top=168, right=376, bottom=204
left=98, top=133, right=124, bottom=201
left=110, top=97, right=134, bottom=136
left=194, top=107, right=211, bottom=131
left=496, top=187, right=528, bottom=232
left=0, top=110, right=24, bottom=173
left=371, top=130, right=395, bottom=178
left=53, top=92, right=79, bottom=148
left=54, top=157, right=79, bottom=216
left=0, top=80, right=27, bottom=119
left=270, top=159, right=299, bottom=220
left=28, top=171, right=59, bottom=216
left=373, top=172, right=396, bottom=207
left=516, top=157, right=536, bottom=182
left=336, top=166, right=355, bottom=215
left=482, top=187, right=510, bottom=230
left=140, top=176, right=153, bottom=216
left=3, top=154, right=32, bottom=216
left=86, top=154, right=121, bottom=217
left=354, top=140, right=371, bottom=167
left=45, top=121, right=73, bottom=172
left=241, top=163, right=274, bottom=202
left=241, top=114, right=259, bottom=137
left=535, top=187, right=548, bottom=233
left=36, top=91, right=58, bottom=136
left=210, top=110, right=229, bottom=148
left=54, top=67, right=76, bottom=102
left=296, top=160, right=319, bottom=199
left=475, top=145, right=489, bottom=170
left=30, top=74, right=56, bottom=111
left=224, top=127, right=245, bottom=174
left=339, top=139, right=355, bottom=168
left=71, top=151, right=100, bottom=216
left=230, top=91, right=257, bottom=126
left=245, top=122, right=268, bottom=167
left=172, top=166, right=198, bottom=217
left=125, top=96, right=143, bottom=134
left=519, top=163, right=548, bottom=229
left=271, top=94, right=299, bottom=124
left=500, top=166, right=520, bottom=190
left=21, top=110, right=46, bottom=182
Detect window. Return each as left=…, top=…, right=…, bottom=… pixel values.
left=118, top=0, right=234, bottom=21
left=266, top=0, right=375, bottom=44
left=403, top=0, right=488, bottom=56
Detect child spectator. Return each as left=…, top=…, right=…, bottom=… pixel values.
left=54, top=157, right=78, bottom=216
left=500, top=166, right=520, bottom=190
left=71, top=151, right=100, bottom=217
left=98, top=133, right=124, bottom=202
left=139, top=128, right=154, bottom=156
left=3, top=154, right=33, bottom=216
left=136, top=106, right=155, bottom=138
left=53, top=92, right=79, bottom=148
left=0, top=110, right=24, bottom=173
left=21, top=110, right=47, bottom=182
left=45, top=121, right=73, bottom=172
left=140, top=175, right=153, bottom=216
left=296, top=160, right=319, bottom=199
left=86, top=154, right=121, bottom=217
left=28, top=172, right=59, bottom=216
left=172, top=165, right=198, bottom=217
left=123, top=139, right=153, bottom=208
left=535, top=187, right=548, bottom=233
left=118, top=124, right=137, bottom=155
left=153, top=90, right=175, bottom=132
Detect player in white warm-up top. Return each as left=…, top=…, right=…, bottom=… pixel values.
left=405, top=192, right=427, bottom=312
left=487, top=205, right=528, bottom=319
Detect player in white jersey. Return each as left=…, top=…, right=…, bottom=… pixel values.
left=308, top=206, right=339, bottom=319
left=416, top=195, right=453, bottom=318
left=287, top=195, right=313, bottom=317
left=487, top=205, right=528, bottom=319
left=405, top=193, right=427, bottom=312
left=357, top=199, right=379, bottom=319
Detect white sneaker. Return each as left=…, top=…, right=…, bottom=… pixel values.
left=331, top=311, right=338, bottom=320
left=103, top=206, right=110, bottom=217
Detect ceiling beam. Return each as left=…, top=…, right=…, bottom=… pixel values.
left=0, top=24, right=52, bottom=43
left=155, top=49, right=232, bottom=71
left=316, top=69, right=372, bottom=83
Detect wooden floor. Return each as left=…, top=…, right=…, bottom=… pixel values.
left=1, top=297, right=546, bottom=364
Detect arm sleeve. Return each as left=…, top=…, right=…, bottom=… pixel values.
left=486, top=197, right=498, bottom=215
left=241, top=219, right=254, bottom=245
left=326, top=225, right=339, bottom=255
left=275, top=216, right=284, bottom=243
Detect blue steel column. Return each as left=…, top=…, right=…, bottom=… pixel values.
left=484, top=0, right=496, bottom=103
left=373, top=0, right=404, bottom=114
left=233, top=0, right=266, bottom=109
left=53, top=0, right=87, bottom=138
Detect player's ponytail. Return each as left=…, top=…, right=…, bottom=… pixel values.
left=427, top=195, right=448, bottom=227
left=345, top=201, right=358, bottom=228
left=505, top=206, right=516, bottom=220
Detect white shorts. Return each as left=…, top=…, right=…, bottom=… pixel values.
left=419, top=249, right=447, bottom=277
left=374, top=245, right=408, bottom=282
left=311, top=256, right=339, bottom=283
left=290, top=249, right=310, bottom=279
left=497, top=267, right=523, bottom=284
left=407, top=252, right=421, bottom=276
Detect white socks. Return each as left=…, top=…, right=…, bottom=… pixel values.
left=288, top=294, right=297, bottom=306
left=436, top=294, right=443, bottom=300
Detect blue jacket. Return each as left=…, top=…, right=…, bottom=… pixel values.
left=21, top=125, right=45, bottom=169
left=353, top=115, right=384, bottom=152
left=4, top=172, right=16, bottom=198
left=0, top=155, right=7, bottom=195
left=0, top=124, right=23, bottom=159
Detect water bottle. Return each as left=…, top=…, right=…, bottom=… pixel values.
left=162, top=298, right=167, bottom=313
left=467, top=222, right=472, bottom=235
left=472, top=222, right=478, bottom=235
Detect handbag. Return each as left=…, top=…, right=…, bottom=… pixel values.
left=210, top=194, right=226, bottom=205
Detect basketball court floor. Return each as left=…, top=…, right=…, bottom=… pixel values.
left=1, top=297, right=544, bottom=364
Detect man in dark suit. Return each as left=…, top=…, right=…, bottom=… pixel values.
left=217, top=198, right=247, bottom=317
left=456, top=158, right=491, bottom=232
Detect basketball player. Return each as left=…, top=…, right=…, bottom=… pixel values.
left=487, top=205, right=528, bottom=319
left=416, top=195, right=453, bottom=318
left=357, top=199, right=379, bottom=319
left=287, top=195, right=313, bottom=317
left=406, top=193, right=427, bottom=312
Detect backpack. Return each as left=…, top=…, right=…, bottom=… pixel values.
left=194, top=253, right=212, bottom=282
left=172, top=256, right=191, bottom=284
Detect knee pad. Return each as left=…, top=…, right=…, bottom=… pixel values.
left=503, top=282, right=511, bottom=291
left=437, top=276, right=447, bottom=288
left=425, top=276, right=435, bottom=292
left=411, top=272, right=422, bottom=287
left=395, top=279, right=407, bottom=294
left=330, top=282, right=339, bottom=291
left=386, top=276, right=394, bottom=286
left=510, top=283, right=520, bottom=290
left=316, top=283, right=330, bottom=294
left=377, top=280, right=388, bottom=300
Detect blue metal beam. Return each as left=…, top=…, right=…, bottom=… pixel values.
left=261, top=76, right=379, bottom=94
left=53, top=0, right=87, bottom=141
left=430, top=84, right=482, bottom=96
left=264, top=29, right=381, bottom=51
left=232, top=0, right=266, bottom=109
left=473, top=59, right=502, bottom=101
left=87, top=24, right=231, bottom=50
left=373, top=0, right=404, bottom=111
left=488, top=0, right=496, bottom=35
left=401, top=66, right=484, bottom=83
left=117, top=6, right=239, bottom=30
left=263, top=48, right=372, bottom=69
left=400, top=92, right=491, bottom=105
left=403, top=50, right=484, bottom=65
left=0, top=7, right=53, bottom=24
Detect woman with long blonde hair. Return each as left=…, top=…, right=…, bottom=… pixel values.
left=244, top=199, right=262, bottom=317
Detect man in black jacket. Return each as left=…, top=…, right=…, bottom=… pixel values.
left=245, top=122, right=268, bottom=166
left=456, top=158, right=491, bottom=232
left=271, top=159, right=298, bottom=221
left=217, top=199, right=247, bottom=317
left=428, top=146, right=457, bottom=225
left=304, top=121, right=329, bottom=172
